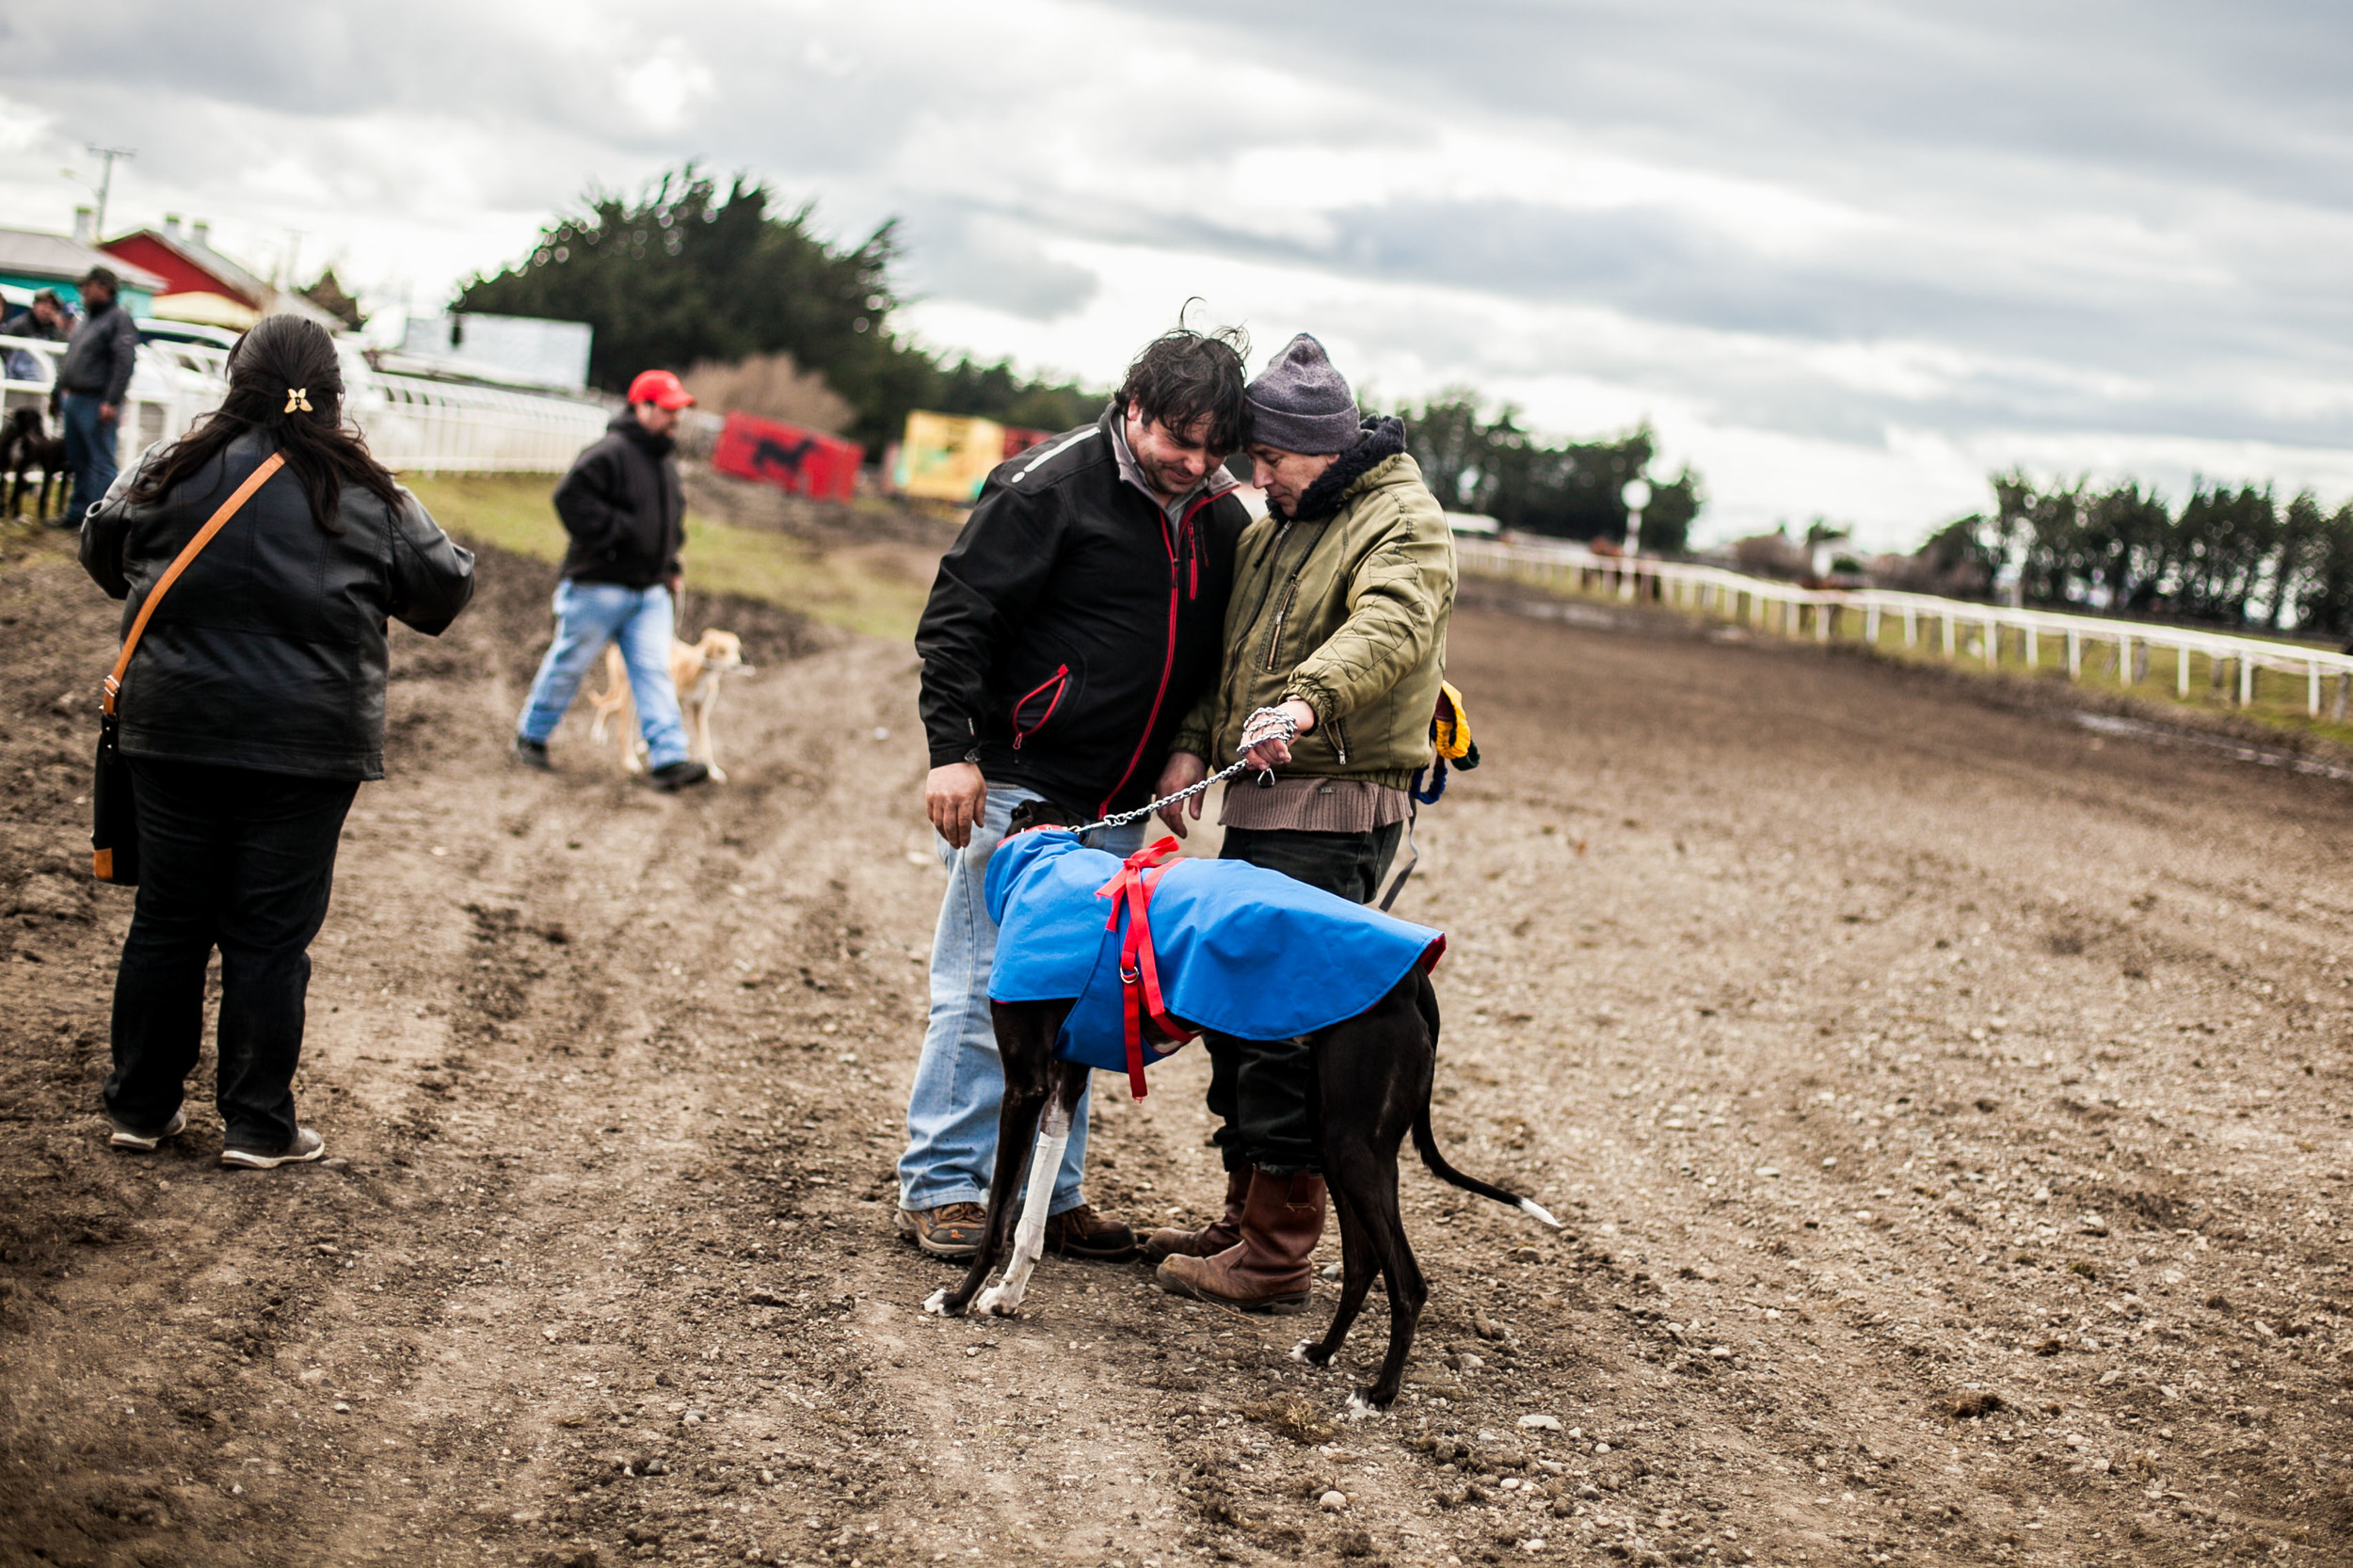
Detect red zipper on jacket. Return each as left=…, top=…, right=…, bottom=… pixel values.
left=1010, top=664, right=1070, bottom=750
left=1096, top=488, right=1224, bottom=816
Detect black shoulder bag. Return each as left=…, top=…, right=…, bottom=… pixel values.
left=91, top=452, right=284, bottom=885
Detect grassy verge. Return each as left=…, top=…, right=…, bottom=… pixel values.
left=1473, top=559, right=2353, bottom=752
left=402, top=472, right=928, bottom=641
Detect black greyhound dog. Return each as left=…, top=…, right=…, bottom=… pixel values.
left=4, top=407, right=68, bottom=521
left=924, top=798, right=1560, bottom=1413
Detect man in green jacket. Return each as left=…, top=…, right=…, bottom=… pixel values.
left=1144, top=332, right=1456, bottom=1312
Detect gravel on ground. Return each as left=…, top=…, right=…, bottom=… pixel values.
left=3, top=522, right=2350, bottom=1568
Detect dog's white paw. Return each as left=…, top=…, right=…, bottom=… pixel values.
left=922, top=1288, right=950, bottom=1316
left=975, top=1285, right=1023, bottom=1318
left=1344, top=1393, right=1384, bottom=1420
left=1291, top=1338, right=1322, bottom=1366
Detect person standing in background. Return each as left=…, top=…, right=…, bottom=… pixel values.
left=80, top=314, right=475, bottom=1168
left=512, top=368, right=709, bottom=790
left=3, top=288, right=75, bottom=384
left=55, top=267, right=137, bottom=530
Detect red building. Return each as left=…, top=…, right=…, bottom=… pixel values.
left=101, top=216, right=337, bottom=328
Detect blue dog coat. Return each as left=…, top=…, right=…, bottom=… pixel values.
left=984, top=830, right=1447, bottom=1095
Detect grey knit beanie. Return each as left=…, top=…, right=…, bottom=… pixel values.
left=1244, top=333, right=1360, bottom=454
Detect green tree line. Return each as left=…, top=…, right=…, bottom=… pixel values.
left=455, top=168, right=1099, bottom=451
left=456, top=166, right=1710, bottom=541
left=1916, top=472, right=2353, bottom=639
left=1394, top=391, right=1703, bottom=552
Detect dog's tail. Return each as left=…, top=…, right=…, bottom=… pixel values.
left=1410, top=1106, right=1562, bottom=1228
left=1407, top=972, right=1561, bottom=1227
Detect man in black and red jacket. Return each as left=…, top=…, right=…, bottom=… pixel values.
left=898, top=327, right=1253, bottom=1262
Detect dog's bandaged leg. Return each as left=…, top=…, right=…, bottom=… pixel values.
left=974, top=1106, right=1068, bottom=1318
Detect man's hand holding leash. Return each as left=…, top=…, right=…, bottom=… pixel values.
left=1240, top=697, right=1317, bottom=771
left=1154, top=702, right=1310, bottom=838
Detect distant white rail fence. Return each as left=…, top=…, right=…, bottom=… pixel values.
left=1457, top=536, right=2353, bottom=721
left=1, top=333, right=607, bottom=479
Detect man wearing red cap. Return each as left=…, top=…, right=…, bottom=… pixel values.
left=513, top=369, right=709, bottom=789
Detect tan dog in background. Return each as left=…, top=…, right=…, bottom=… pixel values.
left=586, top=629, right=750, bottom=781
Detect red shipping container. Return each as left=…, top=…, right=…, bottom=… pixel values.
left=712, top=410, right=864, bottom=502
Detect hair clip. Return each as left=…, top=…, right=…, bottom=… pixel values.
left=284, top=388, right=312, bottom=414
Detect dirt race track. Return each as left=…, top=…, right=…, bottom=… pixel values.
left=3, top=525, right=2352, bottom=1568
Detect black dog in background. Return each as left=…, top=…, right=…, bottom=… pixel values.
left=3, top=407, right=69, bottom=522
left=926, top=797, right=1560, bottom=1414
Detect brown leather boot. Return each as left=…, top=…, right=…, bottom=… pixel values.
left=1141, top=1167, right=1252, bottom=1262
left=1153, top=1171, right=1326, bottom=1314
left=1042, top=1203, right=1136, bottom=1260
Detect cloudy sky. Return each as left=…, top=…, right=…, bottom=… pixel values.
left=4, top=0, right=2348, bottom=546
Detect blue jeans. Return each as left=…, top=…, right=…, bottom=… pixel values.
left=61, top=392, right=118, bottom=527
left=897, top=783, right=1144, bottom=1217
left=515, top=579, right=689, bottom=768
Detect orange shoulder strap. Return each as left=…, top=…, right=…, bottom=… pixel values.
left=101, top=451, right=284, bottom=717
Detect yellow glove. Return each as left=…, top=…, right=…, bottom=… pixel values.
left=1431, top=681, right=1474, bottom=760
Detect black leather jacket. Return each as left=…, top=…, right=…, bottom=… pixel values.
left=57, top=298, right=138, bottom=405
left=80, top=431, right=476, bottom=779
left=916, top=406, right=1249, bottom=817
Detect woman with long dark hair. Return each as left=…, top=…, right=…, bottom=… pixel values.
left=80, top=313, right=474, bottom=1168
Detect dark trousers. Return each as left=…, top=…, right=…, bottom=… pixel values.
left=104, top=759, right=358, bottom=1152
left=1206, top=822, right=1405, bottom=1176
left=59, top=392, right=119, bottom=528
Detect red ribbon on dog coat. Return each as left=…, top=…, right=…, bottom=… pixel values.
left=1095, top=837, right=1198, bottom=1099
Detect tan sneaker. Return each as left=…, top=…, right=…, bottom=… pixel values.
left=220, top=1128, right=326, bottom=1170
left=108, top=1107, right=187, bottom=1153
left=896, top=1202, right=989, bottom=1259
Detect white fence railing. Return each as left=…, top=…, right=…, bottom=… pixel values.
left=1458, top=536, right=2353, bottom=720
left=1, top=332, right=608, bottom=483
left=353, top=370, right=612, bottom=473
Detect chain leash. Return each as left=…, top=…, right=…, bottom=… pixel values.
left=1062, top=707, right=1299, bottom=836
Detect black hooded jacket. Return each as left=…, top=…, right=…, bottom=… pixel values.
left=57, top=296, right=137, bottom=406
left=554, top=410, right=685, bottom=588
left=916, top=406, right=1251, bottom=818
left=80, top=430, right=476, bottom=780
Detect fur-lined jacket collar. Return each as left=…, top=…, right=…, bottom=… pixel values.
left=1284, top=415, right=1409, bottom=522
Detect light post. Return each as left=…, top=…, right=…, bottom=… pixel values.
left=1621, top=477, right=1652, bottom=600
left=84, top=145, right=135, bottom=240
